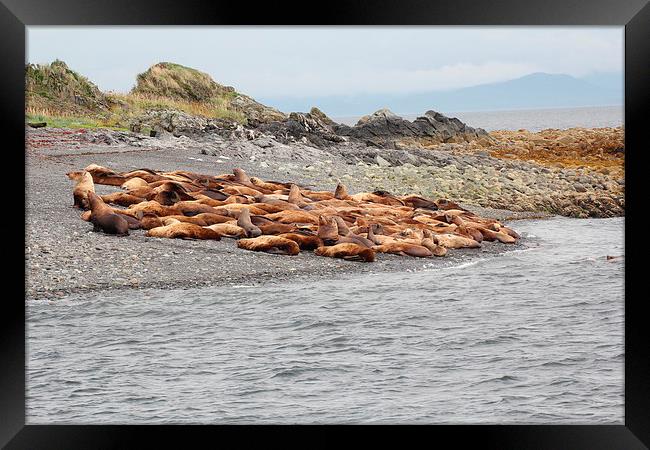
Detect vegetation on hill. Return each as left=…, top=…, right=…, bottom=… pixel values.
left=25, top=60, right=285, bottom=131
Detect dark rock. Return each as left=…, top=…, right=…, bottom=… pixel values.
left=28, top=122, right=47, bottom=128
left=335, top=108, right=489, bottom=149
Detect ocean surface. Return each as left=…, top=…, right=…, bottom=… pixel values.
left=27, top=216, right=624, bottom=424
left=334, top=105, right=624, bottom=131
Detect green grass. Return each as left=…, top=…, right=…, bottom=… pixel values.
left=26, top=113, right=129, bottom=131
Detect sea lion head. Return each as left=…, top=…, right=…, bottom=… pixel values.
left=317, top=215, right=339, bottom=245
left=233, top=168, right=251, bottom=184
left=334, top=183, right=349, bottom=200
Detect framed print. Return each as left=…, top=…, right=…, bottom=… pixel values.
left=2, top=0, right=648, bottom=447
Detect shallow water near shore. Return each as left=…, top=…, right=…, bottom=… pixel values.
left=27, top=217, right=624, bottom=424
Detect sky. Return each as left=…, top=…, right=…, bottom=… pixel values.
left=27, top=27, right=623, bottom=100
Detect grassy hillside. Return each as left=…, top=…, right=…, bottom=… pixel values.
left=25, top=60, right=285, bottom=130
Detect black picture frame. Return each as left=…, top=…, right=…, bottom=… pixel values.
left=3, top=0, right=648, bottom=447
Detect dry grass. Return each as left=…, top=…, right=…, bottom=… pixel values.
left=107, top=92, right=246, bottom=123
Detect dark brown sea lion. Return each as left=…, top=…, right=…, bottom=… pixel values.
left=87, top=192, right=129, bottom=236
left=72, top=171, right=95, bottom=209
left=236, top=208, right=262, bottom=237
left=400, top=195, right=438, bottom=210
left=237, top=236, right=300, bottom=255
left=314, top=243, right=376, bottom=262
left=436, top=199, right=467, bottom=211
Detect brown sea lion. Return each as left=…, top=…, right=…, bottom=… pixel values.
left=146, top=222, right=222, bottom=240
left=334, top=183, right=351, bottom=200
left=278, top=233, right=323, bottom=250
left=287, top=184, right=310, bottom=208
left=236, top=208, right=262, bottom=237
left=475, top=227, right=516, bottom=244
left=420, top=238, right=448, bottom=257
left=237, top=236, right=300, bottom=255
left=140, top=214, right=165, bottom=230
left=82, top=164, right=126, bottom=186
left=72, top=171, right=95, bottom=209
left=258, top=222, right=297, bottom=235
left=124, top=200, right=179, bottom=217
left=373, top=242, right=432, bottom=258
left=428, top=232, right=481, bottom=249
left=436, top=199, right=466, bottom=211
left=121, top=177, right=149, bottom=190
left=100, top=192, right=145, bottom=207
left=265, top=210, right=319, bottom=225
left=172, top=201, right=222, bottom=216
left=87, top=192, right=129, bottom=236
left=400, top=195, right=438, bottom=210
left=314, top=243, right=376, bottom=262
left=205, top=223, right=247, bottom=238
left=317, top=216, right=339, bottom=245
left=191, top=213, right=234, bottom=225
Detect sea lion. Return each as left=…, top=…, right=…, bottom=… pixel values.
left=72, top=171, right=95, bottom=209
left=140, top=214, right=165, bottom=230
left=125, top=200, right=179, bottom=217
left=146, top=222, right=222, bottom=240
left=288, top=184, right=310, bottom=208
left=237, top=236, right=300, bottom=255
left=334, top=183, right=351, bottom=200
left=400, top=195, right=438, bottom=210
left=258, top=222, right=297, bottom=235
left=236, top=208, right=262, bottom=237
left=317, top=216, right=339, bottom=245
left=86, top=192, right=129, bottom=236
left=278, top=233, right=323, bottom=250
left=232, top=168, right=252, bottom=185
left=436, top=199, right=466, bottom=211
left=373, top=242, right=432, bottom=258
left=420, top=238, right=448, bottom=257
left=191, top=213, right=234, bottom=225
left=120, top=177, right=149, bottom=190
left=204, top=223, right=247, bottom=238
left=428, top=232, right=481, bottom=249
left=265, top=210, right=319, bottom=225
left=100, top=192, right=145, bottom=207
left=82, top=164, right=126, bottom=186
left=314, top=243, right=376, bottom=262
left=475, top=227, right=516, bottom=244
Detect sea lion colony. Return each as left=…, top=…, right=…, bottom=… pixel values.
left=67, top=164, right=520, bottom=262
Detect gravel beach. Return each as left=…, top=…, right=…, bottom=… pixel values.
left=25, top=127, right=546, bottom=300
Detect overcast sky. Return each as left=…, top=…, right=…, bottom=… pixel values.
left=27, top=27, right=623, bottom=98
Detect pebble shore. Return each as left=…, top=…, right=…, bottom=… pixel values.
left=26, top=127, right=546, bottom=300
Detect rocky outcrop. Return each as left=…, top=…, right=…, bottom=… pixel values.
left=228, top=93, right=286, bottom=127
left=256, top=109, right=346, bottom=147
left=334, top=108, right=490, bottom=149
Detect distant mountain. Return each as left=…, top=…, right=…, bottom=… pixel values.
left=258, top=72, right=623, bottom=117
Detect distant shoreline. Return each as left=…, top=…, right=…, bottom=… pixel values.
left=333, top=104, right=624, bottom=129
